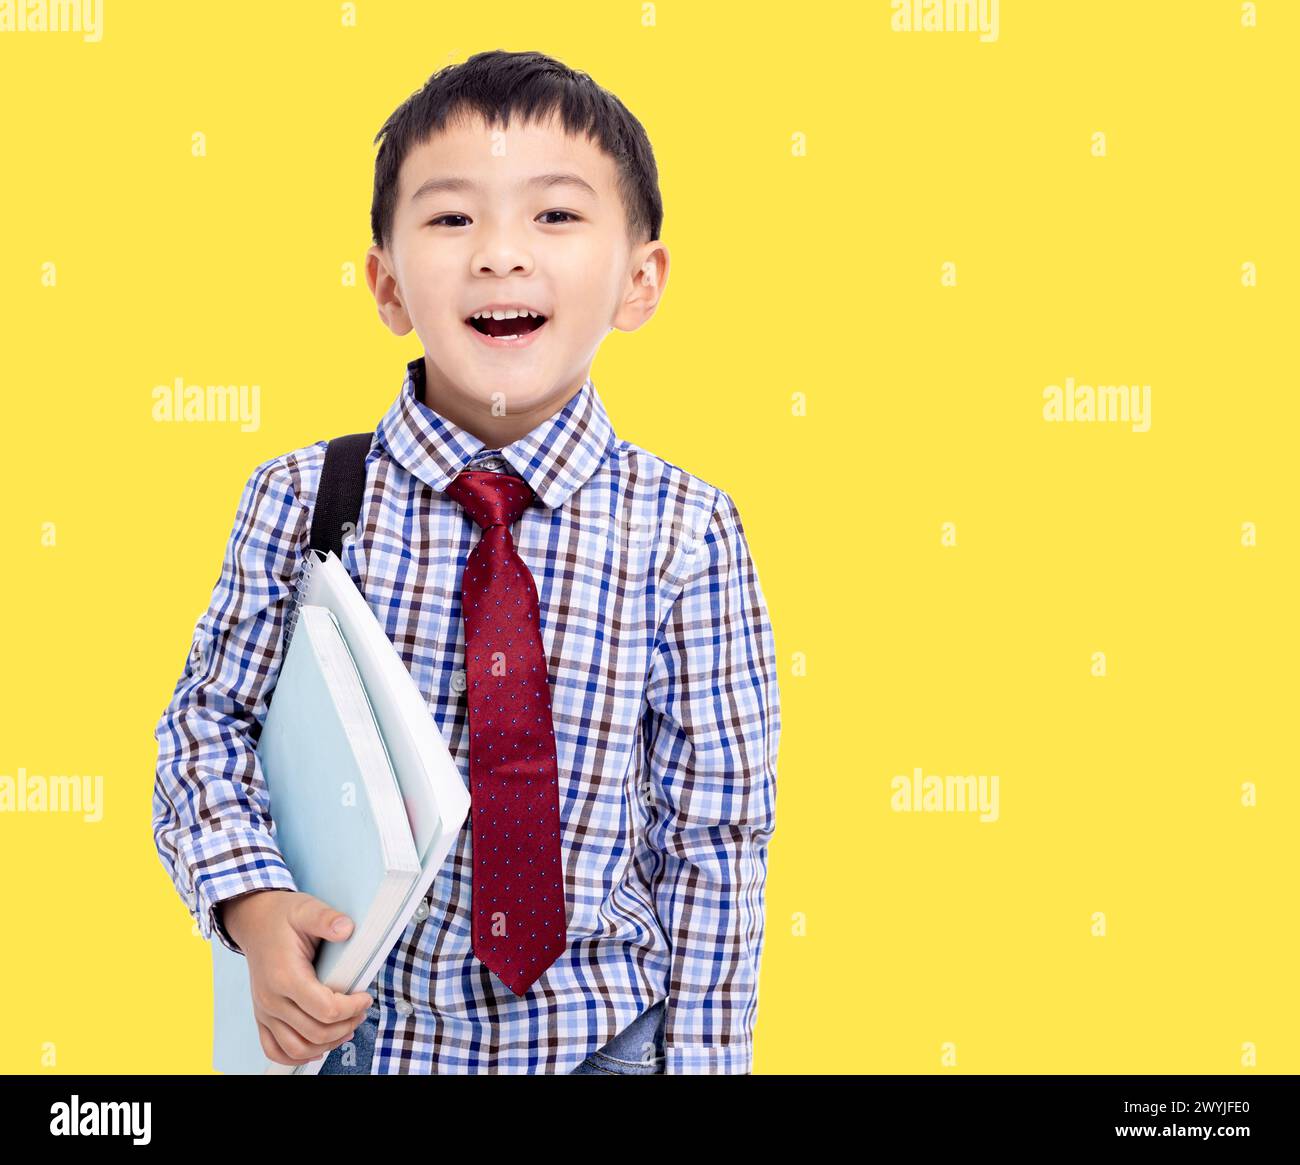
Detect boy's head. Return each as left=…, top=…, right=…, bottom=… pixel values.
left=365, top=50, right=669, bottom=444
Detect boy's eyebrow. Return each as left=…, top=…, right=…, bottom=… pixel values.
left=409, top=172, right=599, bottom=203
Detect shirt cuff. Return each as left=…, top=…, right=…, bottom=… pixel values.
left=185, top=831, right=299, bottom=955
left=204, top=880, right=292, bottom=955
left=663, top=1043, right=753, bottom=1075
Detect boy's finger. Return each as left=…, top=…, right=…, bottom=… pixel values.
left=259, top=1018, right=324, bottom=1066
left=257, top=1021, right=299, bottom=1067
left=268, top=993, right=367, bottom=1046
left=284, top=962, right=373, bottom=1025
left=265, top=1010, right=347, bottom=1062
left=296, top=896, right=355, bottom=943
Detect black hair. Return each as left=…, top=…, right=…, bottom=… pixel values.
left=370, top=50, right=663, bottom=252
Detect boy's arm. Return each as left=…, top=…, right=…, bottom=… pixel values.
left=152, top=455, right=310, bottom=955
left=642, top=487, right=781, bottom=1075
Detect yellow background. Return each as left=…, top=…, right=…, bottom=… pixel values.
left=1, top=0, right=1295, bottom=1074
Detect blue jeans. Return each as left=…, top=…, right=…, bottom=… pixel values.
left=317, top=1002, right=381, bottom=1074
left=318, top=999, right=666, bottom=1075
left=570, top=999, right=665, bottom=1075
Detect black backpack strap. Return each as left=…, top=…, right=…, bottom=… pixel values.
left=309, top=432, right=373, bottom=559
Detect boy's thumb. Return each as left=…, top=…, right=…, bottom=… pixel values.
left=304, top=900, right=353, bottom=941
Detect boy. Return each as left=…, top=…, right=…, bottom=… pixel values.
left=153, top=49, right=780, bottom=1075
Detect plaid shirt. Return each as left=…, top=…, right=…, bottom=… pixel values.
left=153, top=356, right=780, bottom=1074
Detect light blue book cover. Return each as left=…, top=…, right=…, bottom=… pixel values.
left=212, top=604, right=420, bottom=1075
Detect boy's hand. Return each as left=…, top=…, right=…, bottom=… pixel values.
left=219, top=889, right=376, bottom=1067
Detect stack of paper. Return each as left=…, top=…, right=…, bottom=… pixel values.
left=211, top=549, right=470, bottom=1076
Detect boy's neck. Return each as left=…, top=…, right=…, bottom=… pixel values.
left=420, top=356, right=585, bottom=447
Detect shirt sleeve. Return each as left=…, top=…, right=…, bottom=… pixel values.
left=152, top=456, right=309, bottom=955
left=642, top=487, right=781, bottom=1074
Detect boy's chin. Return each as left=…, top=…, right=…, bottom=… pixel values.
left=450, top=361, right=556, bottom=403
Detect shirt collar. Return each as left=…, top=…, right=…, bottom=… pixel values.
left=375, top=356, right=617, bottom=510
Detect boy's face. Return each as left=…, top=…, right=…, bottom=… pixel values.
left=367, top=109, right=668, bottom=443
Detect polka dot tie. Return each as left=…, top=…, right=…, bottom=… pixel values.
left=443, top=470, right=568, bottom=995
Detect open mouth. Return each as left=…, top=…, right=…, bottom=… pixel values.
left=465, top=311, right=548, bottom=342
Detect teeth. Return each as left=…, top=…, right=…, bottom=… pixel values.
left=471, top=308, right=543, bottom=320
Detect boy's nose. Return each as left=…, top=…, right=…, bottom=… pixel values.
left=472, top=240, right=534, bottom=277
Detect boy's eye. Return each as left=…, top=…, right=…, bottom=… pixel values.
left=426, top=210, right=579, bottom=228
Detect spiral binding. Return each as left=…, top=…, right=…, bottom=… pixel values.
left=282, top=547, right=323, bottom=655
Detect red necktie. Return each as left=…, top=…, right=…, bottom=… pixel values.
left=443, top=469, right=568, bottom=995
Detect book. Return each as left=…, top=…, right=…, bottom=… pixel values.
left=212, top=549, right=471, bottom=1075
left=212, top=602, right=420, bottom=1073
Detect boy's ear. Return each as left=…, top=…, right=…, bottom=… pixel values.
left=611, top=242, right=669, bottom=334
left=366, top=245, right=415, bottom=336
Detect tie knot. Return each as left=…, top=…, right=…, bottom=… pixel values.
left=444, top=470, right=535, bottom=530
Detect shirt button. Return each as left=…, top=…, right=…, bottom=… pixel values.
left=413, top=899, right=430, bottom=922
left=395, top=999, right=414, bottom=1017
left=450, top=669, right=467, bottom=693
